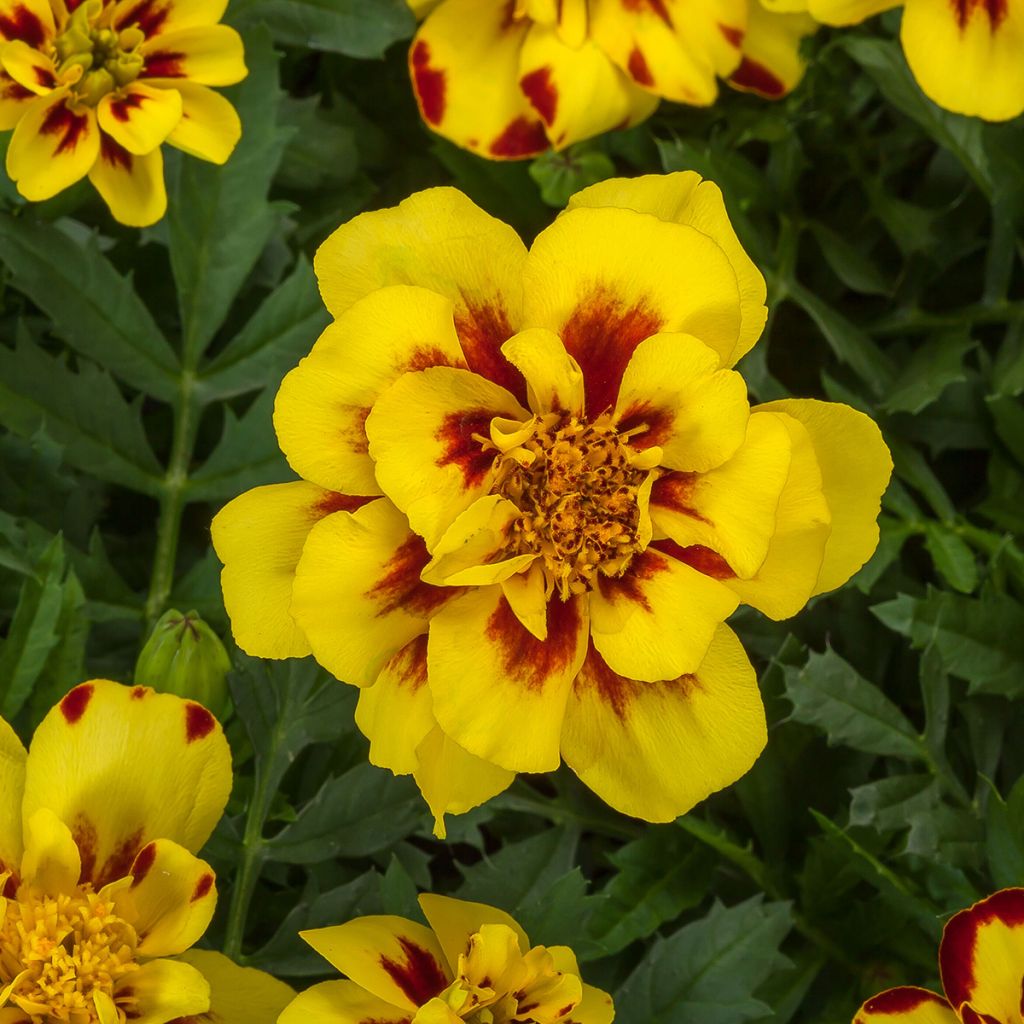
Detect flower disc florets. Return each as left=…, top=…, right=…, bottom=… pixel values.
left=53, top=2, right=143, bottom=106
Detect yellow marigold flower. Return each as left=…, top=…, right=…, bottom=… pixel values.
left=765, top=0, right=1023, bottom=120
left=0, top=0, right=247, bottom=226
left=0, top=679, right=263, bottom=1024
left=406, top=0, right=818, bottom=158
left=279, top=894, right=614, bottom=1024
left=212, top=172, right=892, bottom=835
left=854, top=888, right=1024, bottom=1024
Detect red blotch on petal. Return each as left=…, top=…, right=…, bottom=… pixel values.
left=453, top=299, right=526, bottom=402
left=952, top=0, right=1007, bottom=29
left=191, top=872, right=214, bottom=902
left=560, top=286, right=664, bottom=416
left=489, top=115, right=548, bottom=159
left=40, top=103, right=89, bottom=154
left=130, top=842, right=158, bottom=886
left=131, top=685, right=149, bottom=700
left=654, top=539, right=736, bottom=580
left=109, top=91, right=145, bottom=122
left=520, top=66, right=558, bottom=126
left=597, top=549, right=667, bottom=613
left=1, top=73, right=32, bottom=100
left=485, top=594, right=583, bottom=691
left=435, top=406, right=497, bottom=487
left=314, top=491, right=374, bottom=519
left=616, top=399, right=673, bottom=450
left=142, top=50, right=184, bottom=77
left=650, top=472, right=709, bottom=524
left=185, top=702, right=216, bottom=743
left=940, top=888, right=1024, bottom=1010
left=33, top=64, right=54, bottom=88
left=118, top=0, right=169, bottom=36
left=387, top=635, right=429, bottom=693
left=729, top=57, right=785, bottom=99
left=95, top=828, right=144, bottom=887
left=367, top=534, right=460, bottom=619
left=860, top=989, right=952, bottom=1016
left=60, top=683, right=94, bottom=724
left=379, top=937, right=449, bottom=1006
left=0, top=5, right=46, bottom=46
left=100, top=132, right=133, bottom=170
left=718, top=23, right=744, bottom=46
left=958, top=1007, right=1001, bottom=1024
left=621, top=0, right=673, bottom=25
left=410, top=39, right=445, bottom=125
left=627, top=47, right=654, bottom=87
left=1, top=870, right=17, bottom=898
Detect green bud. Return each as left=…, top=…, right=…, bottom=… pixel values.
left=135, top=609, right=232, bottom=720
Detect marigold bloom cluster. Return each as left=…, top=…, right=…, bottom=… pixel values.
left=0, top=679, right=291, bottom=1024
left=0, top=0, right=247, bottom=225
left=281, top=894, right=613, bottom=1024
left=213, top=171, right=892, bottom=836
left=855, top=888, right=1024, bottom=1024
left=406, top=0, right=817, bottom=158
left=770, top=0, right=1024, bottom=120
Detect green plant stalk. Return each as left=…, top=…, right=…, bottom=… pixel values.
left=223, top=772, right=269, bottom=961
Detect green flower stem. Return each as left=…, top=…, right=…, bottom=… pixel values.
left=223, top=772, right=269, bottom=962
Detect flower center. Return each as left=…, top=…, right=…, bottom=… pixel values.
left=490, top=412, right=656, bottom=599
left=0, top=886, right=140, bottom=1023
left=53, top=2, right=144, bottom=106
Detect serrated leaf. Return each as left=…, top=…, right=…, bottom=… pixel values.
left=922, top=523, right=978, bottom=593
left=615, top=897, right=792, bottom=1024
left=848, top=775, right=940, bottom=831
left=986, top=776, right=1024, bottom=890
left=784, top=648, right=925, bottom=759
left=0, top=216, right=179, bottom=400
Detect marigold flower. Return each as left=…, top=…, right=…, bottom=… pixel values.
left=406, top=0, right=817, bottom=158
left=212, top=172, right=892, bottom=835
left=767, top=0, right=1023, bottom=120
left=279, top=894, right=614, bottom=1024
left=0, top=679, right=278, bottom=1023
left=854, top=888, right=1024, bottom=1024
left=0, top=0, right=247, bottom=225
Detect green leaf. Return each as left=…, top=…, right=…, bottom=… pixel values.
left=232, top=0, right=414, bottom=57
left=197, top=256, right=328, bottom=401
left=922, top=523, right=978, bottom=594
left=0, top=335, right=162, bottom=495
left=529, top=147, right=616, bottom=208
left=0, top=216, right=179, bottom=400
left=166, top=28, right=291, bottom=359
left=986, top=775, right=1024, bottom=890
left=784, top=648, right=926, bottom=759
left=808, top=222, right=890, bottom=297
left=848, top=774, right=940, bottom=832
left=883, top=332, right=975, bottom=415
left=615, top=897, right=792, bottom=1024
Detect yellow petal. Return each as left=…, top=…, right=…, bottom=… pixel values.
left=1, top=39, right=58, bottom=95
left=501, top=561, right=549, bottom=641
left=728, top=0, right=818, bottom=100
left=418, top=894, right=528, bottom=974
left=757, top=399, right=891, bottom=597
left=940, top=888, right=1024, bottom=1021
left=113, top=958, right=210, bottom=1024
left=22, top=680, right=232, bottom=887
left=212, top=483, right=371, bottom=660
left=314, top=187, right=528, bottom=401
left=113, top=0, right=230, bottom=37
left=518, top=24, right=657, bottom=150
left=153, top=79, right=238, bottom=163
left=614, top=331, right=749, bottom=472
left=0, top=0, right=54, bottom=45
left=413, top=725, right=516, bottom=838
left=88, top=138, right=166, bottom=227
left=522, top=206, right=742, bottom=415
left=415, top=998, right=465, bottom=1024
left=139, top=24, right=247, bottom=86
left=900, top=0, right=1024, bottom=121
left=721, top=411, right=831, bottom=618
left=301, top=918, right=450, bottom=1011
left=113, top=838, right=216, bottom=957
left=97, top=82, right=182, bottom=155
left=176, top=949, right=295, bottom=1024
left=588, top=0, right=745, bottom=104
left=428, top=586, right=588, bottom=773
left=650, top=410, right=793, bottom=579
left=567, top=172, right=767, bottom=366
left=500, top=328, right=584, bottom=417
left=590, top=547, right=738, bottom=682
left=410, top=0, right=548, bottom=158
left=0, top=716, right=26, bottom=887
left=279, top=980, right=413, bottom=1024
left=804, top=0, right=899, bottom=23
left=0, top=68, right=35, bottom=129
left=6, top=90, right=100, bottom=201
left=20, top=807, right=81, bottom=894
left=561, top=624, right=766, bottom=821
left=355, top=637, right=435, bottom=777
left=854, top=989, right=959, bottom=1024
left=365, top=367, right=528, bottom=549
left=291, top=499, right=459, bottom=686
left=568, top=983, right=616, bottom=1024
left=274, top=285, right=467, bottom=496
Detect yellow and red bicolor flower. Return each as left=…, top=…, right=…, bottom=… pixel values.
left=0, top=0, right=246, bottom=226
left=764, top=0, right=1024, bottom=120
left=406, top=0, right=818, bottom=159
left=855, top=888, right=1024, bottom=1024
left=212, top=171, right=892, bottom=836
left=279, top=894, right=614, bottom=1024
left=0, top=679, right=284, bottom=1023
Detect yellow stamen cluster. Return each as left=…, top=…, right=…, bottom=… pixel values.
left=54, top=1, right=144, bottom=106
left=492, top=412, right=653, bottom=599
left=0, top=886, right=140, bottom=1023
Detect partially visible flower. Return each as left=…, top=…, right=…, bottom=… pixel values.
left=406, top=0, right=817, bottom=159
left=764, top=0, right=1024, bottom=120
left=180, top=949, right=296, bottom=1023
left=0, top=0, right=247, bottom=225
left=279, top=894, right=614, bottom=1024
left=213, top=171, right=892, bottom=836
left=854, top=888, right=1024, bottom=1024
left=0, top=679, right=243, bottom=1023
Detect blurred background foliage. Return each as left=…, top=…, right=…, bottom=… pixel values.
left=0, top=6, right=1022, bottom=1023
